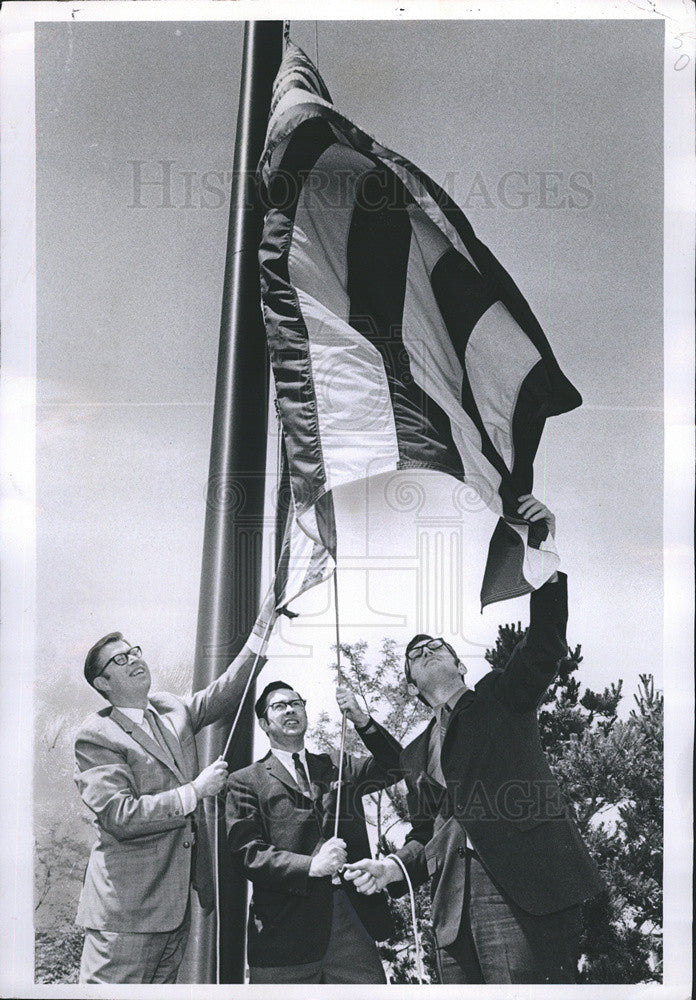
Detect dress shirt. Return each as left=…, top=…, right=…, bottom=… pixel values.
left=117, top=705, right=197, bottom=815
left=270, top=745, right=312, bottom=791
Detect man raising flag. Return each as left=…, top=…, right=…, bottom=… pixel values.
left=73, top=591, right=278, bottom=984
left=344, top=497, right=605, bottom=984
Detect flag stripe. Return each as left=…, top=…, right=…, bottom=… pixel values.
left=289, top=141, right=401, bottom=490
left=294, top=287, right=400, bottom=489
left=431, top=266, right=541, bottom=511
left=346, top=164, right=465, bottom=477
left=402, top=208, right=505, bottom=512
left=509, top=360, right=551, bottom=493
left=463, top=303, right=542, bottom=475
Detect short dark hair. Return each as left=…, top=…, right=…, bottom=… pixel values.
left=84, top=631, right=124, bottom=689
left=254, top=680, right=297, bottom=719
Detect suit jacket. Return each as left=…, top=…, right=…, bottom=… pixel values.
left=393, top=574, right=606, bottom=947
left=74, top=646, right=265, bottom=932
left=226, top=722, right=403, bottom=968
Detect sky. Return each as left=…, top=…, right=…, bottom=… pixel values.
left=34, top=17, right=665, bottom=750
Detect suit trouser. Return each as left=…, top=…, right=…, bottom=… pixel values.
left=79, top=904, right=191, bottom=984
left=249, top=888, right=387, bottom=984
left=436, top=853, right=583, bottom=985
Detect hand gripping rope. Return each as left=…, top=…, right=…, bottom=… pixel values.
left=207, top=583, right=425, bottom=985
left=333, top=566, right=424, bottom=985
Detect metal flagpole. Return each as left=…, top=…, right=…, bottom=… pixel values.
left=180, top=20, right=283, bottom=985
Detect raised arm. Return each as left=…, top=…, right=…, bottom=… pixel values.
left=185, top=590, right=278, bottom=731
left=335, top=687, right=403, bottom=791
left=492, top=572, right=569, bottom=712
left=493, top=496, right=568, bottom=711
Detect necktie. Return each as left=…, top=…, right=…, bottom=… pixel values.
left=439, top=703, right=451, bottom=747
left=427, top=705, right=450, bottom=787
left=292, top=752, right=312, bottom=798
left=145, top=709, right=181, bottom=774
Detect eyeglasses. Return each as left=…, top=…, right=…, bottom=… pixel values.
left=102, top=645, right=142, bottom=672
left=407, top=638, right=446, bottom=662
left=267, top=697, right=306, bottom=714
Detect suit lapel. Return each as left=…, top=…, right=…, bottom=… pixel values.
left=307, top=752, right=338, bottom=834
left=109, top=707, right=186, bottom=782
left=264, top=751, right=308, bottom=798
left=403, top=721, right=434, bottom=781
left=404, top=722, right=448, bottom=814
left=306, top=751, right=335, bottom=800
left=263, top=751, right=335, bottom=839
left=441, top=687, right=477, bottom=768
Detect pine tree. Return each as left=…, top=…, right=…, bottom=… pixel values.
left=485, top=630, right=662, bottom=982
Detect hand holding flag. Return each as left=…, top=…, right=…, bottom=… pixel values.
left=517, top=494, right=556, bottom=538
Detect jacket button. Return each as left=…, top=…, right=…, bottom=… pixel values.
left=183, top=840, right=191, bottom=849
left=457, top=846, right=466, bottom=858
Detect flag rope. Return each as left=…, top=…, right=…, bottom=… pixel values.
left=212, top=577, right=279, bottom=985
left=385, top=853, right=425, bottom=984
left=332, top=568, right=346, bottom=840
left=212, top=400, right=284, bottom=983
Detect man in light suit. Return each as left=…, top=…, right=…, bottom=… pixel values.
left=345, top=497, right=606, bottom=984
left=74, top=595, right=276, bottom=984
left=225, top=680, right=403, bottom=984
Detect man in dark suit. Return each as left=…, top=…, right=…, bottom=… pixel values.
left=345, top=496, right=606, bottom=984
left=225, top=680, right=403, bottom=984
left=74, top=593, right=276, bottom=984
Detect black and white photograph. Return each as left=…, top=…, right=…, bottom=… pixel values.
left=0, top=1, right=693, bottom=995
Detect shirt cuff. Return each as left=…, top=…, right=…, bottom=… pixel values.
left=245, top=631, right=269, bottom=656
left=177, top=782, right=198, bottom=815
left=384, top=855, right=407, bottom=885
left=354, top=716, right=376, bottom=735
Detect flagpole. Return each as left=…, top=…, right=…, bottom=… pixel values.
left=181, top=20, right=283, bottom=985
